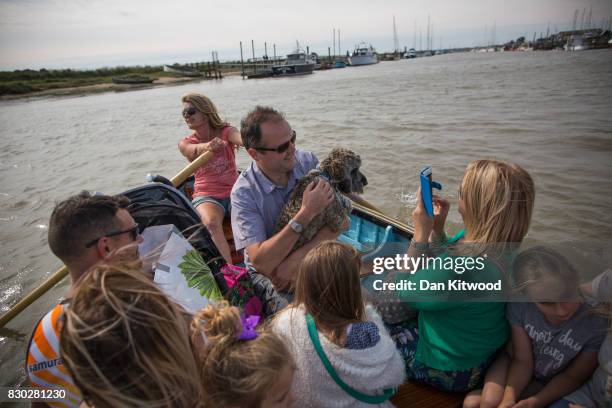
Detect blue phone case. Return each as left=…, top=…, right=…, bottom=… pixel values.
left=420, top=167, right=442, bottom=217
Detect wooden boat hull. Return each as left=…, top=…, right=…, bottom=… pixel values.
left=112, top=76, right=154, bottom=84
left=271, top=63, right=315, bottom=76
left=173, top=178, right=463, bottom=407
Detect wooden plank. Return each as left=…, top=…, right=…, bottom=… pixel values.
left=223, top=218, right=243, bottom=265
left=392, top=381, right=464, bottom=408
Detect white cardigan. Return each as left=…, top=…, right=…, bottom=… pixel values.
left=272, top=304, right=406, bottom=408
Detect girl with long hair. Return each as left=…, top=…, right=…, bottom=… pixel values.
left=61, top=259, right=295, bottom=408
left=60, top=260, right=205, bottom=408
left=388, top=159, right=536, bottom=393
left=272, top=240, right=405, bottom=407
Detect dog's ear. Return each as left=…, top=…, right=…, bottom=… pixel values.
left=321, top=148, right=345, bottom=181
left=360, top=172, right=368, bottom=187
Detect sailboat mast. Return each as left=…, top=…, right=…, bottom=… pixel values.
left=393, top=15, right=399, bottom=52
left=333, top=29, right=336, bottom=58
left=427, top=14, right=431, bottom=51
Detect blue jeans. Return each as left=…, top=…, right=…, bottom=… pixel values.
left=384, top=319, right=494, bottom=392
left=192, top=195, right=231, bottom=215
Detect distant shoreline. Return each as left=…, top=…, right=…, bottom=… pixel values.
left=0, top=70, right=243, bottom=101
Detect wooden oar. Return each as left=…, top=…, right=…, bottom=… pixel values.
left=347, top=194, right=385, bottom=215
left=0, top=151, right=214, bottom=329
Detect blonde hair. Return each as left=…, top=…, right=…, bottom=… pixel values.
left=294, top=240, right=365, bottom=344
left=513, top=246, right=579, bottom=296
left=460, top=159, right=534, bottom=244
left=194, top=302, right=294, bottom=408
left=182, top=92, right=226, bottom=129
left=60, top=260, right=205, bottom=408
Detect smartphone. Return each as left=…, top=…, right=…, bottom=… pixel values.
left=419, top=167, right=442, bottom=217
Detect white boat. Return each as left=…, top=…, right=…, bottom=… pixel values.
left=564, top=34, right=588, bottom=51
left=348, top=43, right=379, bottom=66
left=404, top=48, right=417, bottom=58
left=272, top=42, right=316, bottom=76
left=163, top=64, right=202, bottom=77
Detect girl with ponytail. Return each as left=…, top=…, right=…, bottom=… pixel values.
left=61, top=259, right=296, bottom=408
left=195, top=302, right=297, bottom=408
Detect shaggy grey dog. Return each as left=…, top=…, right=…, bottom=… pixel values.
left=275, top=147, right=368, bottom=251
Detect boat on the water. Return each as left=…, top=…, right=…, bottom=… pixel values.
left=348, top=43, right=379, bottom=66
left=149, top=176, right=463, bottom=408
left=332, top=60, right=347, bottom=69
left=564, top=34, right=588, bottom=51
left=271, top=44, right=316, bottom=76
left=163, top=64, right=203, bottom=77
left=112, top=75, right=155, bottom=85
left=404, top=48, right=417, bottom=58
left=3, top=160, right=463, bottom=408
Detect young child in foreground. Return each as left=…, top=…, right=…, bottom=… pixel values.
left=271, top=240, right=405, bottom=407
left=60, top=259, right=295, bottom=408
left=195, top=302, right=297, bottom=408
left=464, top=246, right=608, bottom=408
left=60, top=260, right=206, bottom=408
left=551, top=267, right=611, bottom=408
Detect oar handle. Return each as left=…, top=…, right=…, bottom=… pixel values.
left=170, top=151, right=214, bottom=187
left=0, top=266, right=68, bottom=328
left=0, top=150, right=215, bottom=329
left=345, top=193, right=385, bottom=215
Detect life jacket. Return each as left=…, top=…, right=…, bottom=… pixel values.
left=26, top=303, right=82, bottom=407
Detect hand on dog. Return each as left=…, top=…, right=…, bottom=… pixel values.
left=300, top=179, right=333, bottom=222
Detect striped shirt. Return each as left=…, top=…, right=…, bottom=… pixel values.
left=26, top=303, right=82, bottom=407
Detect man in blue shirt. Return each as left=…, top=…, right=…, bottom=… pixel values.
left=231, top=106, right=340, bottom=313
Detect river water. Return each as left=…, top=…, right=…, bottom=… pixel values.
left=1, top=50, right=612, bottom=388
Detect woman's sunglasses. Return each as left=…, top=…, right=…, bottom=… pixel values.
left=85, top=224, right=140, bottom=248
left=182, top=107, right=198, bottom=118
left=255, top=131, right=297, bottom=153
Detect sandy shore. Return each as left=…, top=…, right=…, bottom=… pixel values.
left=0, top=71, right=243, bottom=101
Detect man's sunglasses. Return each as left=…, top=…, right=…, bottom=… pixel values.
left=85, top=224, right=140, bottom=248
left=182, top=107, right=198, bottom=118
left=255, top=131, right=296, bottom=153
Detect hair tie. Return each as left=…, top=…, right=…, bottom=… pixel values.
left=238, top=315, right=260, bottom=341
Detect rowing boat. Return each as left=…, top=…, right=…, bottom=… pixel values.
left=2, top=151, right=464, bottom=407
left=168, top=176, right=465, bottom=408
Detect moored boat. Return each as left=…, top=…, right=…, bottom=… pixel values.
left=405, top=48, right=417, bottom=58
left=349, top=43, right=379, bottom=66
left=163, top=64, right=203, bottom=77
left=271, top=43, right=316, bottom=76
left=112, top=75, right=155, bottom=84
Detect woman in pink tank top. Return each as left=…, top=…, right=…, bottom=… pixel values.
left=178, top=93, right=243, bottom=264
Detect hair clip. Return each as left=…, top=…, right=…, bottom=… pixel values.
left=238, top=315, right=260, bottom=341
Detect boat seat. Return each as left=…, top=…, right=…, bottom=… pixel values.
left=392, top=380, right=464, bottom=408
left=222, top=218, right=243, bottom=265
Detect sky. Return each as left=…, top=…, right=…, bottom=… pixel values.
left=1, top=0, right=611, bottom=70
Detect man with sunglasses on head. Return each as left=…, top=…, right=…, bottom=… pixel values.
left=26, top=191, right=142, bottom=407
left=231, top=106, right=340, bottom=315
